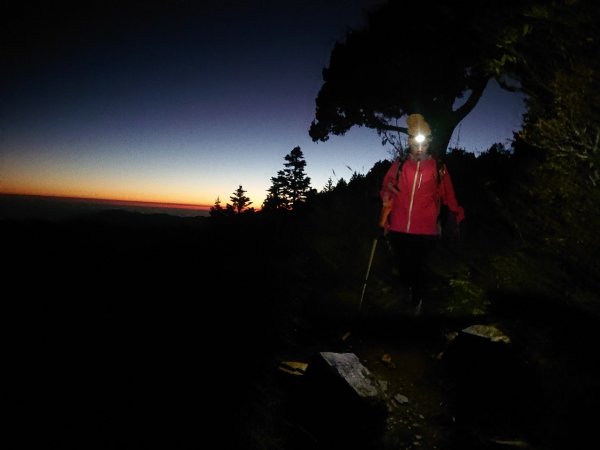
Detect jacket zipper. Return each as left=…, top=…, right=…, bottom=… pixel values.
left=406, top=160, right=420, bottom=232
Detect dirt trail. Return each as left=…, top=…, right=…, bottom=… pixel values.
left=340, top=312, right=470, bottom=450
left=277, top=305, right=474, bottom=449
left=279, top=302, right=545, bottom=449
left=353, top=338, right=451, bottom=449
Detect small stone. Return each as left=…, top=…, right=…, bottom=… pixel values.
left=393, top=393, right=409, bottom=404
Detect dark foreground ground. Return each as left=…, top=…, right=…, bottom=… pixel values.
left=273, top=287, right=600, bottom=450
left=3, top=211, right=599, bottom=449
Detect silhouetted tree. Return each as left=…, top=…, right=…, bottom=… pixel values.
left=263, top=146, right=312, bottom=211
left=309, top=0, right=537, bottom=157
left=209, top=196, right=225, bottom=217
left=335, top=178, right=347, bottom=191
left=263, top=170, right=289, bottom=211
left=229, top=185, right=253, bottom=214
left=321, top=177, right=335, bottom=193
left=284, top=146, right=312, bottom=208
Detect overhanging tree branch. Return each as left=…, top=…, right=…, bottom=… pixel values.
left=309, top=0, right=535, bottom=155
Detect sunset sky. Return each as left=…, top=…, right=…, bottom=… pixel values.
left=1, top=0, right=525, bottom=209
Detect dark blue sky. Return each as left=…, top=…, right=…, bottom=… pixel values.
left=1, top=0, right=524, bottom=206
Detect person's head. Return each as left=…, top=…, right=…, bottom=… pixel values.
left=406, top=113, right=431, bottom=160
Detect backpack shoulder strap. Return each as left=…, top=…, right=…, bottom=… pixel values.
left=435, top=157, right=446, bottom=185
left=394, top=156, right=406, bottom=182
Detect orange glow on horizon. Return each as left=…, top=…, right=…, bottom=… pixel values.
left=0, top=191, right=212, bottom=212
left=95, top=198, right=212, bottom=211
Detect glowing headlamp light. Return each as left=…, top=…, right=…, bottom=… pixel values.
left=414, top=134, right=426, bottom=143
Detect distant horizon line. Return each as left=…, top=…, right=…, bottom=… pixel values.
left=0, top=192, right=212, bottom=211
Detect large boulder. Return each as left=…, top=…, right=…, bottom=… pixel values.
left=286, top=352, right=388, bottom=448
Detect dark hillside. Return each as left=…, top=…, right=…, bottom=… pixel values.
left=3, top=210, right=301, bottom=449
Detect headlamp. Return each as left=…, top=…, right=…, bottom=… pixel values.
left=414, top=134, right=426, bottom=143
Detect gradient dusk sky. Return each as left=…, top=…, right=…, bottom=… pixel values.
left=1, top=0, right=525, bottom=208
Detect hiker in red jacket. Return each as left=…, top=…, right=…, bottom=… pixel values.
left=380, top=113, right=464, bottom=314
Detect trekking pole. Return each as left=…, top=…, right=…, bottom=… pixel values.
left=359, top=234, right=379, bottom=311
left=358, top=194, right=393, bottom=311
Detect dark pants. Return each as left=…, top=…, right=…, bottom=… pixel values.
left=386, top=231, right=438, bottom=303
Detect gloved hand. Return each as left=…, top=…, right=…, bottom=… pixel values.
left=379, top=204, right=392, bottom=228
left=379, top=197, right=393, bottom=228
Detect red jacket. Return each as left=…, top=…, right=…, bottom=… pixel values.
left=380, top=156, right=464, bottom=235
